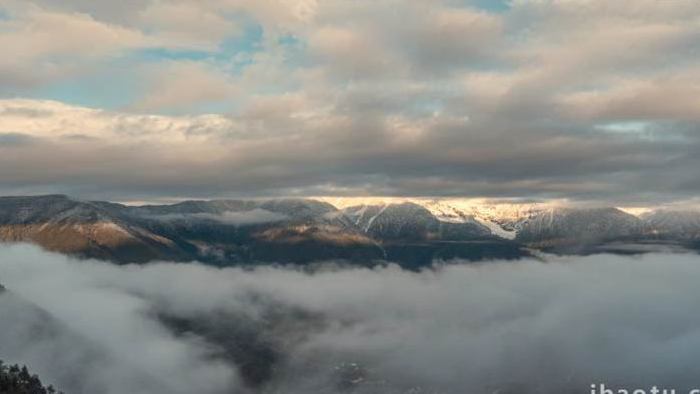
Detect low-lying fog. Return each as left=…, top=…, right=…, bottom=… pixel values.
left=1, top=244, right=700, bottom=394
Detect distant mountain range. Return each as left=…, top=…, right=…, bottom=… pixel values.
left=0, top=195, right=698, bottom=267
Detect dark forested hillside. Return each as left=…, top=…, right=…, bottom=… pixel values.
left=0, top=361, right=63, bottom=394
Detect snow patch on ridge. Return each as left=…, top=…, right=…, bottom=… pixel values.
left=318, top=197, right=560, bottom=240
left=472, top=216, right=517, bottom=240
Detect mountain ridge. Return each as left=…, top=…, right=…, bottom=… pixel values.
left=1, top=195, right=699, bottom=266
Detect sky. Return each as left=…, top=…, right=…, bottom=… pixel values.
left=0, top=0, right=699, bottom=204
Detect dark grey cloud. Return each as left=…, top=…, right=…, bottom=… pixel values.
left=0, top=100, right=696, bottom=205
left=0, top=132, right=37, bottom=146
left=0, top=112, right=695, bottom=204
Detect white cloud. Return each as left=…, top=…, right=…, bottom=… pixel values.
left=0, top=99, right=235, bottom=142
left=308, top=26, right=398, bottom=79
left=558, top=73, right=700, bottom=122
left=3, top=245, right=700, bottom=392
left=138, top=2, right=240, bottom=50
left=132, top=61, right=240, bottom=112
left=0, top=3, right=150, bottom=88
left=148, top=208, right=288, bottom=225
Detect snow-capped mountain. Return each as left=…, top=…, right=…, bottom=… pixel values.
left=516, top=207, right=644, bottom=244
left=321, top=197, right=554, bottom=240
left=0, top=195, right=528, bottom=267
left=0, top=195, right=383, bottom=264
left=419, top=199, right=549, bottom=240
left=642, top=210, right=700, bottom=240
left=321, top=197, right=666, bottom=245
left=4, top=195, right=700, bottom=266
left=342, top=202, right=491, bottom=241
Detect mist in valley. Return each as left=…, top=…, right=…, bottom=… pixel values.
left=1, top=244, right=700, bottom=393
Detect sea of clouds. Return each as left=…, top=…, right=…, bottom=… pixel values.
left=1, top=244, right=700, bottom=394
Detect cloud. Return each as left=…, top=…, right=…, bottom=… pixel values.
left=132, top=61, right=240, bottom=112
left=146, top=208, right=288, bottom=225
left=0, top=132, right=37, bottom=146
left=306, top=2, right=503, bottom=80
left=0, top=97, right=693, bottom=204
left=308, top=26, right=398, bottom=79
left=558, top=73, right=700, bottom=122
left=3, top=245, right=700, bottom=393
left=1, top=1, right=700, bottom=203
left=0, top=245, right=239, bottom=394
left=0, top=2, right=150, bottom=89
left=137, top=2, right=240, bottom=50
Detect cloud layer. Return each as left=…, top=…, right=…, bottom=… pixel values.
left=0, top=1, right=699, bottom=202
left=3, top=245, right=700, bottom=393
